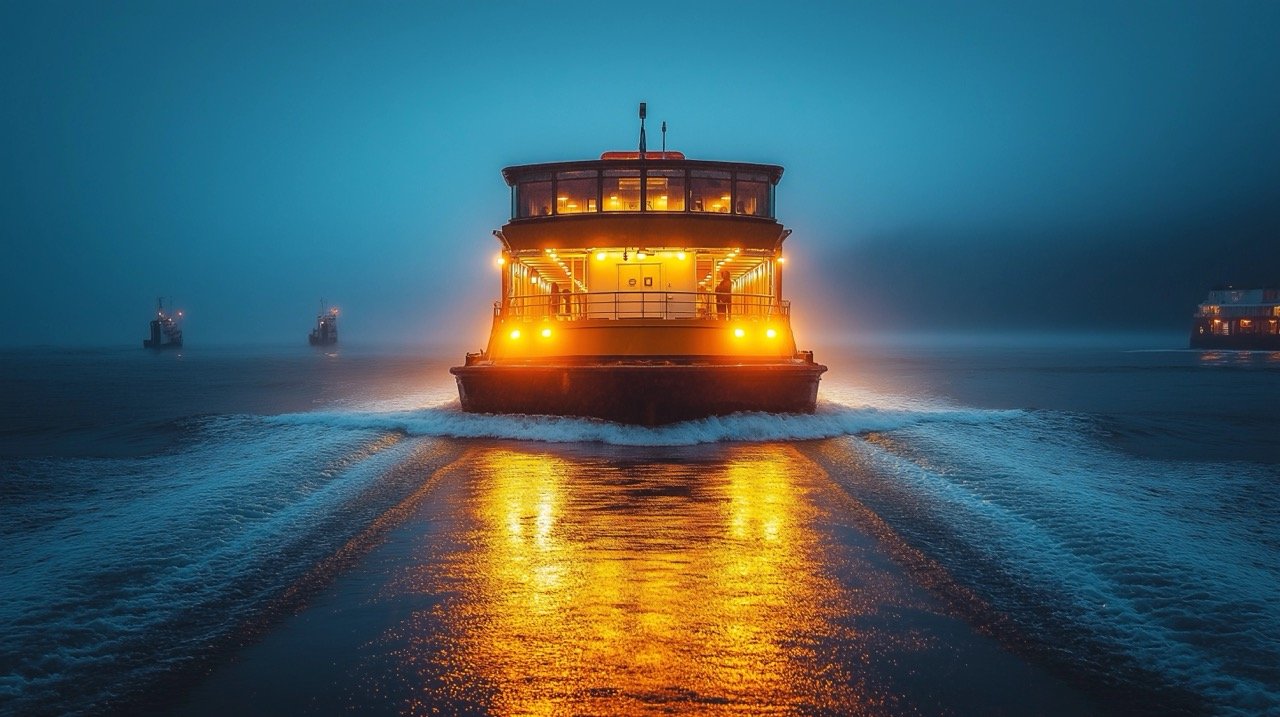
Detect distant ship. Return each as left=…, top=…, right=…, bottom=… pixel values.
left=450, top=104, right=826, bottom=424
left=1190, top=287, right=1280, bottom=349
left=143, top=298, right=183, bottom=350
left=309, top=304, right=339, bottom=346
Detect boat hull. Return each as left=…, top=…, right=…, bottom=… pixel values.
left=450, top=360, right=827, bottom=425
left=1189, top=334, right=1280, bottom=350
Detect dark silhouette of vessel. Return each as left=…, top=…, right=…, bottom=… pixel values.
left=451, top=105, right=826, bottom=425
left=309, top=303, right=339, bottom=346
left=143, top=298, right=183, bottom=349
left=1190, top=286, right=1280, bottom=349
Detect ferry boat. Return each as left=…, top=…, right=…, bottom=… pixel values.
left=143, top=298, right=183, bottom=350
left=1190, top=286, right=1280, bottom=349
left=309, top=304, right=339, bottom=346
left=450, top=106, right=826, bottom=425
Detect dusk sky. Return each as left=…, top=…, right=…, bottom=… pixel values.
left=3, top=1, right=1278, bottom=346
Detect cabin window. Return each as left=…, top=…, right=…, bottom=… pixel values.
left=555, top=170, right=598, bottom=214
left=646, top=170, right=685, bottom=211
left=516, top=177, right=553, bottom=218
left=734, top=172, right=772, bottom=217
left=689, top=170, right=731, bottom=213
left=603, top=169, right=641, bottom=212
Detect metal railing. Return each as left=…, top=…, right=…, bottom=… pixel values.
left=494, top=291, right=789, bottom=321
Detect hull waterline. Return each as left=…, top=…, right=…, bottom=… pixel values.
left=450, top=361, right=827, bottom=425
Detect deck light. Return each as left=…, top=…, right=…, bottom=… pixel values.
left=676, top=251, right=686, bottom=260
left=733, top=328, right=745, bottom=338
left=766, top=328, right=777, bottom=339
left=510, top=329, right=521, bottom=340
left=595, top=251, right=607, bottom=261
left=636, top=250, right=647, bottom=260
left=541, top=328, right=552, bottom=338
left=777, top=256, right=786, bottom=264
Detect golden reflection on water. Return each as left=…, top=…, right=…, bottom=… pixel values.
left=392, top=444, right=898, bottom=715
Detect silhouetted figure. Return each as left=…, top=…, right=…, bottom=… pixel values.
left=549, top=282, right=560, bottom=317
left=715, top=270, right=732, bottom=319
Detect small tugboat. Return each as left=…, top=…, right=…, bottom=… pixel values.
left=450, top=105, right=827, bottom=425
left=1190, top=286, right=1280, bottom=349
left=308, top=303, right=339, bottom=346
left=143, top=298, right=183, bottom=350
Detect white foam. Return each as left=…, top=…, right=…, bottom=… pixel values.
left=819, top=412, right=1280, bottom=715
left=268, top=396, right=1016, bottom=447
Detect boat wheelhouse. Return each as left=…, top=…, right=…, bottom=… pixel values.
left=1190, top=287, right=1280, bottom=349
left=451, top=113, right=826, bottom=424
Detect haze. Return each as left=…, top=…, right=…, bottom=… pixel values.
left=3, top=2, right=1278, bottom=347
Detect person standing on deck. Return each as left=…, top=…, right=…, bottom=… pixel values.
left=715, top=270, right=732, bottom=319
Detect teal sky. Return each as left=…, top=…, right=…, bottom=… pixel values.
left=3, top=1, right=1278, bottom=345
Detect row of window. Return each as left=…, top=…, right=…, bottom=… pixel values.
left=513, top=168, right=775, bottom=219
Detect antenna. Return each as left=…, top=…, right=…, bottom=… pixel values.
left=661, top=121, right=667, bottom=158
left=638, top=102, right=647, bottom=154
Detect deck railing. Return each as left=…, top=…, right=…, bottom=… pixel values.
left=495, top=291, right=789, bottom=321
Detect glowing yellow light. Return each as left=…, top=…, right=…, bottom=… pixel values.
left=733, top=328, right=745, bottom=338
left=509, top=329, right=521, bottom=340
left=766, top=328, right=777, bottom=338
left=530, top=275, right=538, bottom=284
left=595, top=251, right=607, bottom=261
left=777, top=256, right=786, bottom=264
left=676, top=251, right=686, bottom=260
left=541, top=328, right=552, bottom=338
left=636, top=251, right=646, bottom=260
left=495, top=254, right=506, bottom=267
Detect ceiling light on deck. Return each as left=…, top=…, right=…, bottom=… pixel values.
left=733, top=328, right=745, bottom=338
left=676, top=251, right=686, bottom=260
left=766, top=328, right=777, bottom=339
left=541, top=328, right=552, bottom=338
left=509, top=329, right=521, bottom=340
left=596, top=251, right=607, bottom=261
left=777, top=256, right=786, bottom=264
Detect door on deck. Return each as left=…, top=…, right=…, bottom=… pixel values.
left=617, top=263, right=663, bottom=317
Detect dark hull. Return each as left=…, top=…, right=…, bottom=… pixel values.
left=143, top=340, right=182, bottom=349
left=308, top=335, right=337, bottom=346
left=1190, top=334, right=1280, bottom=350
left=450, top=361, right=827, bottom=425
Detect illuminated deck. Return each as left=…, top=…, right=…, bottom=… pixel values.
left=452, top=135, right=826, bottom=423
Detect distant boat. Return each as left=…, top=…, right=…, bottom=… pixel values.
left=1190, top=287, right=1280, bottom=349
left=143, top=298, right=183, bottom=349
left=309, top=304, right=339, bottom=346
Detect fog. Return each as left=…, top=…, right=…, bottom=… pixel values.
left=3, top=2, right=1277, bottom=348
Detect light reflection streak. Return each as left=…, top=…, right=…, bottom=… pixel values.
left=389, top=444, right=907, bottom=715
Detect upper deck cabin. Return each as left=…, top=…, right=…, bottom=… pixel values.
left=493, top=152, right=792, bottom=323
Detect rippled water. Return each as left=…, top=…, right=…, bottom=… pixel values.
left=1, top=342, right=1277, bottom=715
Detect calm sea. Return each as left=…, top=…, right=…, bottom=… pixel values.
left=1, top=339, right=1277, bottom=715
